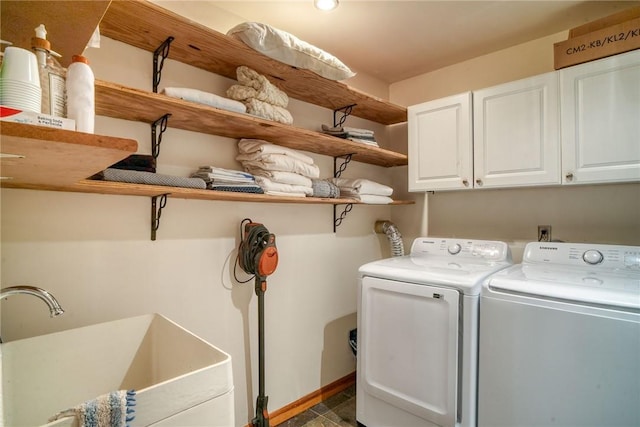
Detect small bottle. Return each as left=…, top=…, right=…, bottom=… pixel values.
left=31, top=24, right=66, bottom=117
left=66, top=54, right=95, bottom=133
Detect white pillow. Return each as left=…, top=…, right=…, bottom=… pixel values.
left=227, top=22, right=356, bottom=81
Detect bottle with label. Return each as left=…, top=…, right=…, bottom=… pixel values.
left=31, top=24, right=66, bottom=117
left=66, top=54, right=95, bottom=133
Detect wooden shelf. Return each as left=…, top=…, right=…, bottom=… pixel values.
left=5, top=179, right=414, bottom=206
left=95, top=80, right=408, bottom=168
left=0, top=122, right=137, bottom=186
left=99, top=0, right=407, bottom=125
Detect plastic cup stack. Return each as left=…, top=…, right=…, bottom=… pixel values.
left=0, top=46, right=42, bottom=112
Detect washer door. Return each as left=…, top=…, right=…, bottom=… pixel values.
left=361, top=276, right=460, bottom=427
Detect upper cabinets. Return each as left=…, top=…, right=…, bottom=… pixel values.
left=408, top=49, right=640, bottom=192
left=560, top=50, right=640, bottom=185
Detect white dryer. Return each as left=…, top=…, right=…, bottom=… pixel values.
left=357, top=238, right=512, bottom=427
left=478, top=242, right=640, bottom=427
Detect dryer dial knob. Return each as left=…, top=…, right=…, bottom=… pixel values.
left=583, top=250, right=604, bottom=265
left=448, top=243, right=462, bottom=255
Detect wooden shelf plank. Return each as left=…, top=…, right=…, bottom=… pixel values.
left=99, top=0, right=407, bottom=125
left=2, top=179, right=415, bottom=206
left=95, top=80, right=408, bottom=168
left=0, top=122, right=137, bottom=186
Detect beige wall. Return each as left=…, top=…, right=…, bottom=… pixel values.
left=389, top=32, right=640, bottom=256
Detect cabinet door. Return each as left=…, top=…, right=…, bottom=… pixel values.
left=560, top=50, right=640, bottom=185
left=473, top=72, right=560, bottom=188
left=408, top=92, right=472, bottom=192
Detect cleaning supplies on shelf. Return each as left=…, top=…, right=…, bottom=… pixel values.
left=66, top=54, right=95, bottom=133
left=31, top=24, right=66, bottom=117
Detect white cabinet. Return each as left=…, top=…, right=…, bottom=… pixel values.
left=473, top=71, right=560, bottom=188
left=408, top=92, right=473, bottom=191
left=560, top=49, right=640, bottom=185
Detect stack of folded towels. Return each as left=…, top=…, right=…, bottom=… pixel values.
left=236, top=138, right=320, bottom=197
left=321, top=124, right=379, bottom=147
left=330, top=177, right=394, bottom=204
left=227, top=66, right=293, bottom=124
left=191, top=166, right=263, bottom=193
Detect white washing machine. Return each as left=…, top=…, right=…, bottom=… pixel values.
left=478, top=242, right=640, bottom=427
left=357, top=238, right=512, bottom=427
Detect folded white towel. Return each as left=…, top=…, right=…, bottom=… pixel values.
left=255, top=176, right=313, bottom=196
left=330, top=178, right=393, bottom=196
left=264, top=190, right=307, bottom=198
left=162, top=87, right=247, bottom=114
left=238, top=153, right=320, bottom=178
left=247, top=168, right=313, bottom=187
left=354, top=194, right=394, bottom=204
left=238, top=139, right=314, bottom=165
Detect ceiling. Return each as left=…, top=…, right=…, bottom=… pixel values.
left=171, top=1, right=640, bottom=84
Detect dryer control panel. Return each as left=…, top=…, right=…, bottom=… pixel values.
left=410, top=238, right=511, bottom=261
left=524, top=242, right=640, bottom=271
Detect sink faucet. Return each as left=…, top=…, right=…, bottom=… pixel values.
left=0, top=285, right=65, bottom=317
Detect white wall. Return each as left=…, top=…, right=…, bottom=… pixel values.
left=389, top=31, right=640, bottom=253
left=0, top=28, right=396, bottom=427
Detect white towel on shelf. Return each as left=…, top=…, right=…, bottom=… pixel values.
left=246, top=168, right=313, bottom=187
left=254, top=176, right=313, bottom=196
left=237, top=153, right=320, bottom=178
left=330, top=178, right=393, bottom=196
left=263, top=190, right=307, bottom=198
left=238, top=139, right=314, bottom=165
left=162, top=87, right=247, bottom=114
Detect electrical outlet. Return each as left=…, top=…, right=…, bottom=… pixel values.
left=538, top=225, right=552, bottom=242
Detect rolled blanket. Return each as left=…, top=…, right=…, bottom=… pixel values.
left=236, top=66, right=289, bottom=107
left=162, top=87, right=247, bottom=114
left=244, top=98, right=293, bottom=124
left=238, top=139, right=314, bottom=165
left=254, top=175, right=313, bottom=196
left=101, top=168, right=207, bottom=189
left=330, top=178, right=393, bottom=196
left=49, top=390, right=136, bottom=427
left=311, top=179, right=340, bottom=198
left=237, top=153, right=320, bottom=178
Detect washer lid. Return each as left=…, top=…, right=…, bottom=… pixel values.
left=486, top=262, right=640, bottom=310
left=359, top=255, right=512, bottom=295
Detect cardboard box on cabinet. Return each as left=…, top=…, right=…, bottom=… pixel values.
left=553, top=7, right=640, bottom=69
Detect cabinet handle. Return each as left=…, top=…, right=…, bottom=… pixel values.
left=475, top=179, right=482, bottom=186
left=462, top=179, right=469, bottom=186
left=565, top=172, right=574, bottom=181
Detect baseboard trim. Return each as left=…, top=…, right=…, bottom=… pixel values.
left=245, top=371, right=356, bottom=426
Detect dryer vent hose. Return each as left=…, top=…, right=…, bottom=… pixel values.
left=375, top=220, right=405, bottom=257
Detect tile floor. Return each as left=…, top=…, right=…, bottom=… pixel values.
left=276, top=384, right=358, bottom=427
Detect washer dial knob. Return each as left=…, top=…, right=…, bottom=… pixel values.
left=448, top=243, right=462, bottom=255
left=582, top=250, right=604, bottom=265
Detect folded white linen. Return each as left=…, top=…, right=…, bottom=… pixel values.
left=354, top=194, right=394, bottom=204
left=238, top=139, right=314, bottom=165
left=246, top=168, right=313, bottom=187
left=162, top=87, right=247, bottom=114
left=264, top=190, right=307, bottom=198
left=330, top=178, right=393, bottom=196
left=347, top=137, right=379, bottom=147
left=245, top=98, right=293, bottom=124
left=254, top=176, right=313, bottom=196
left=238, top=153, right=320, bottom=178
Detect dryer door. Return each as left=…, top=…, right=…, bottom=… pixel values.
left=360, top=276, right=460, bottom=427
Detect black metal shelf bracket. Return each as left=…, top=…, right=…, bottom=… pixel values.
left=333, top=153, right=353, bottom=179
left=333, top=203, right=353, bottom=232
left=153, top=36, right=174, bottom=93
left=151, top=113, right=171, bottom=159
left=333, top=104, right=357, bottom=127
left=151, top=193, right=169, bottom=241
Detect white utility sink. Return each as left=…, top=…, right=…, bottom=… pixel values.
left=1, top=314, right=234, bottom=427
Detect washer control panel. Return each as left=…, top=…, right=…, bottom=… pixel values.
left=411, top=238, right=510, bottom=261
left=525, top=242, right=640, bottom=271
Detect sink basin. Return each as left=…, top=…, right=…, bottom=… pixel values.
left=1, top=314, right=233, bottom=427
